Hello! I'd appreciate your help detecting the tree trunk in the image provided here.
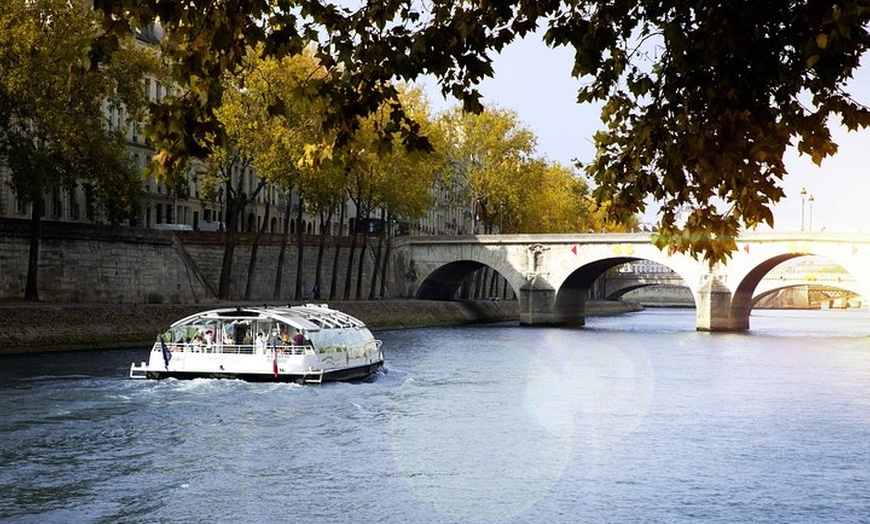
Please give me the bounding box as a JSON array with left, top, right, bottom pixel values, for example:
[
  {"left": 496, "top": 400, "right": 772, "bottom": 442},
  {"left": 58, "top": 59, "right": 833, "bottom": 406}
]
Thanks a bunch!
[
  {"left": 218, "top": 223, "right": 237, "bottom": 299},
  {"left": 313, "top": 207, "right": 333, "bottom": 301},
  {"left": 378, "top": 212, "right": 392, "bottom": 299},
  {"left": 24, "top": 198, "right": 44, "bottom": 301},
  {"left": 474, "top": 268, "right": 485, "bottom": 299},
  {"left": 368, "top": 209, "right": 386, "bottom": 299},
  {"left": 488, "top": 267, "right": 499, "bottom": 298},
  {"left": 218, "top": 173, "right": 263, "bottom": 300},
  {"left": 355, "top": 226, "right": 368, "bottom": 300},
  {"left": 293, "top": 197, "right": 305, "bottom": 301},
  {"left": 328, "top": 202, "right": 345, "bottom": 300},
  {"left": 343, "top": 225, "right": 358, "bottom": 300},
  {"left": 244, "top": 201, "right": 270, "bottom": 300},
  {"left": 218, "top": 180, "right": 241, "bottom": 300},
  {"left": 272, "top": 193, "right": 293, "bottom": 301}
]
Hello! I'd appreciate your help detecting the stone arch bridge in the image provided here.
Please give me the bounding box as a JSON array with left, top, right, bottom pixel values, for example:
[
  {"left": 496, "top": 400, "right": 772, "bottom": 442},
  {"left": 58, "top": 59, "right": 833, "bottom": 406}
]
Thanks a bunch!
[{"left": 388, "top": 232, "right": 870, "bottom": 331}]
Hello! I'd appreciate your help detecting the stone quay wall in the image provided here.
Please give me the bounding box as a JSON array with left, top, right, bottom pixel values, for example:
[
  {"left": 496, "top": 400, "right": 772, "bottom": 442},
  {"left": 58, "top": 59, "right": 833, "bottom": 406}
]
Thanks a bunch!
[
  {"left": 0, "top": 219, "right": 385, "bottom": 304},
  {"left": 0, "top": 299, "right": 522, "bottom": 355}
]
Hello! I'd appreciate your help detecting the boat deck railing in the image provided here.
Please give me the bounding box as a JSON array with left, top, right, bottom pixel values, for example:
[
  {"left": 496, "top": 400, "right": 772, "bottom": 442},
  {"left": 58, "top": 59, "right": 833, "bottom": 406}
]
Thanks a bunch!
[{"left": 155, "top": 342, "right": 312, "bottom": 356}]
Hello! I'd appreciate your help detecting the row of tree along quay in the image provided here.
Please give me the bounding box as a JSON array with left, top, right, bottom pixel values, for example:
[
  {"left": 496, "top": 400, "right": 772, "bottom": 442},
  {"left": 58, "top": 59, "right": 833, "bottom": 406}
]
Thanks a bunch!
[
  {"left": 1, "top": 0, "right": 630, "bottom": 304},
  {"left": 4, "top": 1, "right": 869, "bottom": 304}
]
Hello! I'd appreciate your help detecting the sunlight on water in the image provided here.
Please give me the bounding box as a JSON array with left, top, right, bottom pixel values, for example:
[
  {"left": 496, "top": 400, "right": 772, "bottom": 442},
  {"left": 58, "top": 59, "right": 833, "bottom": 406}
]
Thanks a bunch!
[
  {"left": 389, "top": 330, "right": 573, "bottom": 522},
  {"left": 523, "top": 331, "right": 655, "bottom": 446}
]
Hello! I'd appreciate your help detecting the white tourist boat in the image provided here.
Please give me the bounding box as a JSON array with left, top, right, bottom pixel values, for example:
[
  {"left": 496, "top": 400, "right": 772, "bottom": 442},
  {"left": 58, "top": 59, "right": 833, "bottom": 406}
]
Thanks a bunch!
[{"left": 130, "top": 304, "right": 384, "bottom": 383}]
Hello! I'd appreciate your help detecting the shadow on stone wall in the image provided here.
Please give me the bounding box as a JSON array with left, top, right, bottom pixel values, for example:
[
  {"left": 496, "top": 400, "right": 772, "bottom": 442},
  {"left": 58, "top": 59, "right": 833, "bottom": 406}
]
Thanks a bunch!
[{"left": 0, "top": 299, "right": 520, "bottom": 355}]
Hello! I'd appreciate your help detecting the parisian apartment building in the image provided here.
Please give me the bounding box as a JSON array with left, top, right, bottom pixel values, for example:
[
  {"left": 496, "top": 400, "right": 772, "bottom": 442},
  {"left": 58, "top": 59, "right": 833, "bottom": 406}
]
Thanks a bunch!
[{"left": 0, "top": 24, "right": 472, "bottom": 240}]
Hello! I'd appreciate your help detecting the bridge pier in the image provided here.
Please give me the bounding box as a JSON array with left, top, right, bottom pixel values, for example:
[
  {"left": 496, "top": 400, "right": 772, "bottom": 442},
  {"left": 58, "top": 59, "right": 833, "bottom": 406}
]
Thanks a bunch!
[
  {"left": 695, "top": 275, "right": 749, "bottom": 331},
  {"left": 518, "top": 276, "right": 587, "bottom": 326}
]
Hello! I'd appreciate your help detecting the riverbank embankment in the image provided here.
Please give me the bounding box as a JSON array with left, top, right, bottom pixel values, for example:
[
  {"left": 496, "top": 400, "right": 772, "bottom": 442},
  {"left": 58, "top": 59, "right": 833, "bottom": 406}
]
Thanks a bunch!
[{"left": 0, "top": 299, "right": 641, "bottom": 355}]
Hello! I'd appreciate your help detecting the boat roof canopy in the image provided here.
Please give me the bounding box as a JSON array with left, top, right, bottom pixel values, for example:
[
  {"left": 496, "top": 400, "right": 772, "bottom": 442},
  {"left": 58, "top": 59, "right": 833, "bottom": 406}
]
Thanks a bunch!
[{"left": 168, "top": 304, "right": 369, "bottom": 333}]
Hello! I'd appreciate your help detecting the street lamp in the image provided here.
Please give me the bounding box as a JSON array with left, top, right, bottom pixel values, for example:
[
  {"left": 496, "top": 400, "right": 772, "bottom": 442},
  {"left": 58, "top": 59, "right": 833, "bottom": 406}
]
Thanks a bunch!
[
  {"left": 470, "top": 195, "right": 477, "bottom": 235},
  {"left": 799, "top": 187, "right": 807, "bottom": 231},
  {"left": 497, "top": 202, "right": 505, "bottom": 234},
  {"left": 808, "top": 194, "right": 814, "bottom": 232}
]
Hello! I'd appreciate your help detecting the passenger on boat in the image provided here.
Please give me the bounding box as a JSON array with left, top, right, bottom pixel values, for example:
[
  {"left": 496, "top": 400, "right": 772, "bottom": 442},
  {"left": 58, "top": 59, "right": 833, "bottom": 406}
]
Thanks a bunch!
[
  {"left": 192, "top": 334, "right": 204, "bottom": 352},
  {"left": 203, "top": 330, "right": 215, "bottom": 351},
  {"left": 255, "top": 331, "right": 268, "bottom": 354},
  {"left": 292, "top": 329, "right": 305, "bottom": 347}
]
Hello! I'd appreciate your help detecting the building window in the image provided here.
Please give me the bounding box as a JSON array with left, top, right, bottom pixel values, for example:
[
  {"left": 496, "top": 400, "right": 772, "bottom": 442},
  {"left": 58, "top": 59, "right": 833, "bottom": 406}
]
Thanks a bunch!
[
  {"left": 51, "top": 187, "right": 62, "bottom": 218},
  {"left": 16, "top": 195, "right": 27, "bottom": 215},
  {"left": 85, "top": 184, "right": 95, "bottom": 221},
  {"left": 107, "top": 104, "right": 115, "bottom": 130},
  {"left": 69, "top": 187, "right": 79, "bottom": 220}
]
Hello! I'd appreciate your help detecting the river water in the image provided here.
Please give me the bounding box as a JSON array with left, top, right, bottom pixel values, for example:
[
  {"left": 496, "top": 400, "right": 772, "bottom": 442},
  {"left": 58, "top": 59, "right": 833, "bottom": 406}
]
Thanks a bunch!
[{"left": 1, "top": 308, "right": 869, "bottom": 524}]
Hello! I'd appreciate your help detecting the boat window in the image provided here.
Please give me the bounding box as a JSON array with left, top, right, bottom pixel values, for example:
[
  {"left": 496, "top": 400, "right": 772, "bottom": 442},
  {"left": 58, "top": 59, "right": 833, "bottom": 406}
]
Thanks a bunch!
[
  {"left": 253, "top": 320, "right": 280, "bottom": 346},
  {"left": 234, "top": 322, "right": 253, "bottom": 344}
]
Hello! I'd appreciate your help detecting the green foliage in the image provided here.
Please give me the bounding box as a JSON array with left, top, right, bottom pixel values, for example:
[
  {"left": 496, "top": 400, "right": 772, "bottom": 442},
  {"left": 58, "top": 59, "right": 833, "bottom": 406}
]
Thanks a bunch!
[
  {"left": 441, "top": 106, "right": 613, "bottom": 234},
  {"left": 0, "top": 0, "right": 154, "bottom": 222},
  {"left": 545, "top": 0, "right": 870, "bottom": 264},
  {"left": 330, "top": 84, "right": 446, "bottom": 225},
  {"left": 90, "top": 0, "right": 870, "bottom": 263}
]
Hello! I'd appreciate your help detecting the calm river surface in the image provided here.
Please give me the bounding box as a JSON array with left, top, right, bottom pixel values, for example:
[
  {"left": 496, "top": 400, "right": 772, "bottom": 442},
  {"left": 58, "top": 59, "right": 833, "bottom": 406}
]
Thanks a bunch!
[{"left": 1, "top": 308, "right": 869, "bottom": 523}]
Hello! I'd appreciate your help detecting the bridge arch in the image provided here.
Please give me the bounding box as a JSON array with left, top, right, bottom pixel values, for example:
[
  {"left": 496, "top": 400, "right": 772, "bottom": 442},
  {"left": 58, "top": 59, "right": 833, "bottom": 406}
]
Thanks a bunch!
[
  {"left": 728, "top": 251, "right": 868, "bottom": 328},
  {"left": 553, "top": 256, "right": 700, "bottom": 325},
  {"left": 416, "top": 260, "right": 520, "bottom": 301},
  {"left": 753, "top": 284, "right": 860, "bottom": 308},
  {"left": 730, "top": 253, "right": 802, "bottom": 329},
  {"left": 607, "top": 283, "right": 690, "bottom": 301}
]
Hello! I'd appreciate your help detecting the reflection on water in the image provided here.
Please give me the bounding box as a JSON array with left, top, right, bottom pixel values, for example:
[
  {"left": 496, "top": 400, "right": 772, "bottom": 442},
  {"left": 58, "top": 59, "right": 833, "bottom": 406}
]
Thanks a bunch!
[{"left": 0, "top": 308, "right": 868, "bottom": 523}]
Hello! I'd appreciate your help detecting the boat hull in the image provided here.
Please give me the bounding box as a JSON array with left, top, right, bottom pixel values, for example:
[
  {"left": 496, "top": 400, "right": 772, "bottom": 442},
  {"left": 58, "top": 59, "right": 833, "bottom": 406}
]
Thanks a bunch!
[{"left": 142, "top": 361, "right": 383, "bottom": 383}]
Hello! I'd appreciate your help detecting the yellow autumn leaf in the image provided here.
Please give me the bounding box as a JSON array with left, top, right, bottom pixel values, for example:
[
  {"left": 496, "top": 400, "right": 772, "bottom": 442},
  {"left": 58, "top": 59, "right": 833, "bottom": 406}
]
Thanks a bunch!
[{"left": 816, "top": 33, "right": 828, "bottom": 49}]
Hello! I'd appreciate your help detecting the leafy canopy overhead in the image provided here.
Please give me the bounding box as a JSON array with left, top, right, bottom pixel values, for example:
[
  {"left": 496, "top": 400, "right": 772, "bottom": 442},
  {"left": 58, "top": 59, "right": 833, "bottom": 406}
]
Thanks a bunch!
[
  {"left": 92, "top": 0, "right": 870, "bottom": 263},
  {"left": 545, "top": 1, "right": 870, "bottom": 263}
]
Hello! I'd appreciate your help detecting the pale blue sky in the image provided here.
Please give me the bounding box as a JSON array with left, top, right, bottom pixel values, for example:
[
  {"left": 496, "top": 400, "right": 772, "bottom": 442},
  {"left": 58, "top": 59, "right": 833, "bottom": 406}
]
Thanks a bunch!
[{"left": 420, "top": 34, "right": 870, "bottom": 234}]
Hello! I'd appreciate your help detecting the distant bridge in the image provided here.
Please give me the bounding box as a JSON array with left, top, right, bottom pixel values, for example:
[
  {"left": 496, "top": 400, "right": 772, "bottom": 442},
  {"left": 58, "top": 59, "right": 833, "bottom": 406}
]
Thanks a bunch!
[
  {"left": 602, "top": 264, "right": 859, "bottom": 306},
  {"left": 389, "top": 232, "right": 870, "bottom": 331}
]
